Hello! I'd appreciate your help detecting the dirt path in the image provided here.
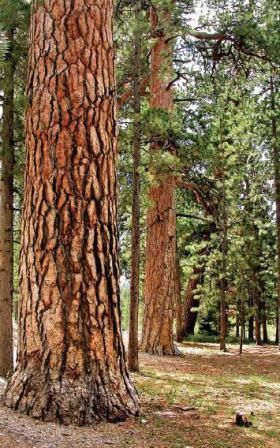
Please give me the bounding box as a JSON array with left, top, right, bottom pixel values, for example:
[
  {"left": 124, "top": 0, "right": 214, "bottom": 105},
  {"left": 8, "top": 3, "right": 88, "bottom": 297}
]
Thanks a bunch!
[{"left": 0, "top": 343, "right": 279, "bottom": 448}]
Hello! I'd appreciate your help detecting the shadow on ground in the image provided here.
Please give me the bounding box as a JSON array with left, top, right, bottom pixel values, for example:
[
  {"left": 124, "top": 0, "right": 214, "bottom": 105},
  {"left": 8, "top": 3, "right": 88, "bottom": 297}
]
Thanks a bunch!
[{"left": 0, "top": 343, "right": 279, "bottom": 448}]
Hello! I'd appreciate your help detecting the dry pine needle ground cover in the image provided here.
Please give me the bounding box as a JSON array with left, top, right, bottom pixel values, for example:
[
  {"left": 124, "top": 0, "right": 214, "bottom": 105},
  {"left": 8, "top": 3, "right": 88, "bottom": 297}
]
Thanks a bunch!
[{"left": 0, "top": 342, "right": 279, "bottom": 448}]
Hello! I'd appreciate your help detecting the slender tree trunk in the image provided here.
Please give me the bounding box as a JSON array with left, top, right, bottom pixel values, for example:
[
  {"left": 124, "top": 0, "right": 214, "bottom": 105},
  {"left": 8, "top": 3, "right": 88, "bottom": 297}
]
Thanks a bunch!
[
  {"left": 220, "top": 289, "right": 227, "bottom": 351},
  {"left": 236, "top": 320, "right": 240, "bottom": 338},
  {"left": 239, "top": 279, "right": 245, "bottom": 355},
  {"left": 0, "top": 29, "right": 15, "bottom": 378},
  {"left": 262, "top": 302, "right": 268, "bottom": 344},
  {"left": 4, "top": 0, "right": 139, "bottom": 424},
  {"left": 271, "top": 76, "right": 280, "bottom": 350},
  {"left": 239, "top": 313, "right": 244, "bottom": 355},
  {"left": 141, "top": 7, "right": 177, "bottom": 355},
  {"left": 248, "top": 297, "right": 254, "bottom": 340},
  {"left": 239, "top": 307, "right": 245, "bottom": 355},
  {"left": 239, "top": 328, "right": 243, "bottom": 355},
  {"left": 219, "top": 145, "right": 227, "bottom": 352},
  {"left": 128, "top": 4, "right": 141, "bottom": 372},
  {"left": 248, "top": 317, "right": 254, "bottom": 340},
  {"left": 252, "top": 270, "right": 262, "bottom": 346},
  {"left": 236, "top": 301, "right": 240, "bottom": 338},
  {"left": 175, "top": 247, "right": 183, "bottom": 342},
  {"left": 254, "top": 308, "right": 262, "bottom": 346}
]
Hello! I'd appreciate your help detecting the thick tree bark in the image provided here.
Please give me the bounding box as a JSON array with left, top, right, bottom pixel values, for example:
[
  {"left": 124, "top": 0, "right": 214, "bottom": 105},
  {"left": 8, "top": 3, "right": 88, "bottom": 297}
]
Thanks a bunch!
[
  {"left": 141, "top": 8, "right": 177, "bottom": 355},
  {"left": 0, "top": 28, "right": 15, "bottom": 378},
  {"left": 4, "top": 0, "right": 139, "bottom": 424},
  {"left": 141, "top": 177, "right": 177, "bottom": 355},
  {"left": 128, "top": 4, "right": 141, "bottom": 372}
]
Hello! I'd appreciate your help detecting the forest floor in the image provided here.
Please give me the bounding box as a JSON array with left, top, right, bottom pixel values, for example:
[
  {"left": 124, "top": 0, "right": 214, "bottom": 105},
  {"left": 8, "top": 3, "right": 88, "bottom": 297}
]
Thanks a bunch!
[{"left": 0, "top": 342, "right": 280, "bottom": 448}]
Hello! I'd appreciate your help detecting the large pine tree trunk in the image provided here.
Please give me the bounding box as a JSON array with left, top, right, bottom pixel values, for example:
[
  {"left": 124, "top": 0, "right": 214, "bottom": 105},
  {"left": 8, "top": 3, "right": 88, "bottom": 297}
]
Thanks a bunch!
[
  {"left": 140, "top": 8, "right": 177, "bottom": 356},
  {"left": 0, "top": 29, "right": 15, "bottom": 378},
  {"left": 4, "top": 0, "right": 139, "bottom": 424}
]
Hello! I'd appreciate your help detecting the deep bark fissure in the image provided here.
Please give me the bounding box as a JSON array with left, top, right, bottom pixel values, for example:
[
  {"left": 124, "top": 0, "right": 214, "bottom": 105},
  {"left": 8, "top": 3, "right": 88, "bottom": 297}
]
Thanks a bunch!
[
  {"left": 4, "top": 0, "right": 139, "bottom": 424},
  {"left": 140, "top": 6, "right": 177, "bottom": 356}
]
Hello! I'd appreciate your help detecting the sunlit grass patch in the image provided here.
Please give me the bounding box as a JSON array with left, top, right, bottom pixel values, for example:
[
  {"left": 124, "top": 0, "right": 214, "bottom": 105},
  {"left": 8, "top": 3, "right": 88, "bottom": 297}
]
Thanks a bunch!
[
  {"left": 135, "top": 366, "right": 273, "bottom": 411},
  {"left": 128, "top": 345, "right": 280, "bottom": 448},
  {"left": 264, "top": 429, "right": 280, "bottom": 442}
]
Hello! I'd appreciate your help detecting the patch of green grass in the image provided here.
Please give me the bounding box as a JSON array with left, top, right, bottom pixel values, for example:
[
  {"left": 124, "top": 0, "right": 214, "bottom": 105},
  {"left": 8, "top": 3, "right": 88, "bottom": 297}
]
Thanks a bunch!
[
  {"left": 135, "top": 368, "right": 204, "bottom": 406},
  {"left": 166, "top": 387, "right": 180, "bottom": 404},
  {"left": 212, "top": 442, "right": 229, "bottom": 448},
  {"left": 153, "top": 416, "right": 165, "bottom": 427},
  {"left": 241, "top": 381, "right": 261, "bottom": 396},
  {"left": 264, "top": 429, "right": 280, "bottom": 442},
  {"left": 135, "top": 356, "right": 280, "bottom": 448},
  {"left": 136, "top": 379, "right": 162, "bottom": 400},
  {"left": 173, "top": 438, "right": 186, "bottom": 448},
  {"left": 159, "top": 433, "right": 186, "bottom": 448},
  {"left": 184, "top": 334, "right": 257, "bottom": 344}
]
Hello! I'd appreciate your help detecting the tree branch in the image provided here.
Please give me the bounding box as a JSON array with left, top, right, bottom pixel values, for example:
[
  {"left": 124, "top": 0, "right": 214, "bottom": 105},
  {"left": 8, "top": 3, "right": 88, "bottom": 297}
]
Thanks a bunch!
[{"left": 117, "top": 74, "right": 150, "bottom": 109}]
